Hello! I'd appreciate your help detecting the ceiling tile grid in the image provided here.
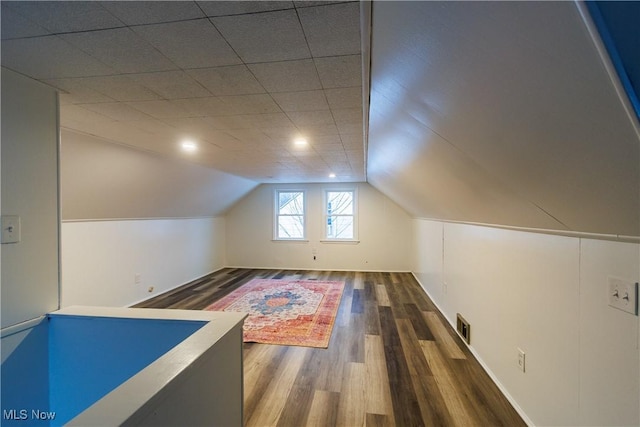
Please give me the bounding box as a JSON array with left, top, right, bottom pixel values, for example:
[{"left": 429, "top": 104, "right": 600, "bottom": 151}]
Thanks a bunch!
[{"left": 1, "top": 0, "right": 364, "bottom": 182}]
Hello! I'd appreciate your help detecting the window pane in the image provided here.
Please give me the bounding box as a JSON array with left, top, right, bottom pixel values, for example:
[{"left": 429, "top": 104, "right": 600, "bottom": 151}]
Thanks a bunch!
[
  {"left": 327, "top": 191, "right": 353, "bottom": 215},
  {"left": 326, "top": 216, "right": 353, "bottom": 239},
  {"left": 279, "top": 191, "right": 304, "bottom": 215},
  {"left": 278, "top": 215, "right": 304, "bottom": 239}
]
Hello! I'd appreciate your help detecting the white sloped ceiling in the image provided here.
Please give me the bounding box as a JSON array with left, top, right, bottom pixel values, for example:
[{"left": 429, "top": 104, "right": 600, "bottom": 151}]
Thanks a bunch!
[
  {"left": 367, "top": 1, "right": 639, "bottom": 237},
  {"left": 61, "top": 129, "right": 258, "bottom": 220}
]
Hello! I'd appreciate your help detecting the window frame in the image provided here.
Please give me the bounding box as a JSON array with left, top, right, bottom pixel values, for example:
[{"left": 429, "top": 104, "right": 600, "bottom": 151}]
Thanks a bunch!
[
  {"left": 322, "top": 188, "right": 358, "bottom": 242},
  {"left": 274, "top": 189, "right": 307, "bottom": 241}
]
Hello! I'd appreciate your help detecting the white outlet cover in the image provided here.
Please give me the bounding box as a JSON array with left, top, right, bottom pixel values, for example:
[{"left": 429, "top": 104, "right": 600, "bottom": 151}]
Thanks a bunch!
[{"left": 608, "top": 277, "right": 638, "bottom": 315}]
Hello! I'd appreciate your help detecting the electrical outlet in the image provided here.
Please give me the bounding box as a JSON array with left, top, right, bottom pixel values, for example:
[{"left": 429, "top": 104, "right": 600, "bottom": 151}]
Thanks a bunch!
[
  {"left": 134, "top": 273, "right": 141, "bottom": 284},
  {"left": 608, "top": 277, "right": 638, "bottom": 315},
  {"left": 517, "top": 348, "right": 526, "bottom": 372}
]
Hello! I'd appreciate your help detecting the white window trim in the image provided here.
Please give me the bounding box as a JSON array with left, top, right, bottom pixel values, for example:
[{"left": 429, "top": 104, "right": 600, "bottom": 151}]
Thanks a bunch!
[
  {"left": 322, "top": 187, "right": 358, "bottom": 242},
  {"left": 274, "top": 189, "right": 307, "bottom": 241}
]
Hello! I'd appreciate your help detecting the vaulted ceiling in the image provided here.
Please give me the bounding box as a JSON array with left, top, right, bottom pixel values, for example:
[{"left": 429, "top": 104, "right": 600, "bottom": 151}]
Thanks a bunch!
[
  {"left": 367, "top": 1, "right": 639, "bottom": 237},
  {"left": 2, "top": 1, "right": 639, "bottom": 237},
  {"left": 1, "top": 0, "right": 365, "bottom": 182}
]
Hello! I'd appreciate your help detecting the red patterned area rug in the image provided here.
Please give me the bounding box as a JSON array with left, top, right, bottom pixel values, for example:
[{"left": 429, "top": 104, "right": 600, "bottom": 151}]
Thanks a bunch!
[{"left": 205, "top": 278, "right": 345, "bottom": 348}]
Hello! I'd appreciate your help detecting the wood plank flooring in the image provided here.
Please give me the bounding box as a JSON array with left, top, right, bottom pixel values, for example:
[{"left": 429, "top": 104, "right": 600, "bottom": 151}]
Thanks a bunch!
[{"left": 136, "top": 269, "right": 526, "bottom": 427}]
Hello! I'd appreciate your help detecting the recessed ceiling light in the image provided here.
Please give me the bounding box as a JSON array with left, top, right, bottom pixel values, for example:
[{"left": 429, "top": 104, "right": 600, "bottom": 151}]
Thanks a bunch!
[
  {"left": 329, "top": 173, "right": 336, "bottom": 178},
  {"left": 294, "top": 137, "right": 307, "bottom": 146},
  {"left": 181, "top": 140, "right": 198, "bottom": 152}
]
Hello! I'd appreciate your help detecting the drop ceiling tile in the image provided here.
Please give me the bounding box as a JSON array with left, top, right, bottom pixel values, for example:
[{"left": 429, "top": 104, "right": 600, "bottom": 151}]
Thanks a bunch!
[
  {"left": 187, "top": 65, "right": 265, "bottom": 96},
  {"left": 271, "top": 90, "right": 329, "bottom": 112},
  {"left": 263, "top": 127, "right": 300, "bottom": 140},
  {"left": 162, "top": 117, "right": 213, "bottom": 133},
  {"left": 127, "top": 100, "right": 193, "bottom": 119},
  {"left": 198, "top": 1, "right": 294, "bottom": 16},
  {"left": 218, "top": 94, "right": 282, "bottom": 114},
  {"left": 309, "top": 134, "right": 342, "bottom": 145},
  {"left": 312, "top": 143, "right": 345, "bottom": 152},
  {"left": 226, "top": 129, "right": 274, "bottom": 144},
  {"left": 346, "top": 149, "right": 364, "bottom": 162},
  {"left": 237, "top": 113, "right": 296, "bottom": 129},
  {"left": 44, "top": 78, "right": 116, "bottom": 104},
  {"left": 132, "top": 19, "right": 242, "bottom": 69},
  {"left": 324, "top": 86, "right": 362, "bottom": 109},
  {"left": 61, "top": 28, "right": 177, "bottom": 74},
  {"left": 248, "top": 59, "right": 321, "bottom": 92},
  {"left": 339, "top": 133, "right": 363, "bottom": 147},
  {"left": 128, "top": 71, "right": 210, "bottom": 99},
  {"left": 101, "top": 1, "right": 204, "bottom": 25},
  {"left": 60, "top": 104, "right": 115, "bottom": 125},
  {"left": 294, "top": 1, "right": 352, "bottom": 8},
  {"left": 205, "top": 115, "right": 257, "bottom": 130},
  {"left": 314, "top": 55, "right": 362, "bottom": 88},
  {"left": 278, "top": 158, "right": 303, "bottom": 167},
  {"left": 1, "top": 3, "right": 51, "bottom": 39},
  {"left": 298, "top": 2, "right": 361, "bottom": 57},
  {"left": 212, "top": 9, "right": 310, "bottom": 63},
  {"left": 298, "top": 124, "right": 339, "bottom": 136},
  {"left": 331, "top": 107, "right": 363, "bottom": 123},
  {"left": 204, "top": 132, "right": 244, "bottom": 148},
  {"left": 1, "top": 36, "right": 114, "bottom": 79},
  {"left": 336, "top": 121, "right": 362, "bottom": 135},
  {"left": 287, "top": 110, "right": 335, "bottom": 127},
  {"left": 208, "top": 137, "right": 245, "bottom": 151},
  {"left": 323, "top": 154, "right": 350, "bottom": 164},
  {"left": 172, "top": 97, "right": 235, "bottom": 116},
  {"left": 65, "top": 75, "right": 162, "bottom": 102},
  {"left": 156, "top": 119, "right": 236, "bottom": 147},
  {"left": 4, "top": 2, "right": 123, "bottom": 33},
  {"left": 79, "top": 102, "right": 155, "bottom": 122}
]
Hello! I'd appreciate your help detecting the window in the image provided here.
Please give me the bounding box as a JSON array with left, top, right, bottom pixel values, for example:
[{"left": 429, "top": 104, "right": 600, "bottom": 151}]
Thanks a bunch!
[
  {"left": 324, "top": 190, "right": 356, "bottom": 240},
  {"left": 275, "top": 190, "right": 306, "bottom": 240}
]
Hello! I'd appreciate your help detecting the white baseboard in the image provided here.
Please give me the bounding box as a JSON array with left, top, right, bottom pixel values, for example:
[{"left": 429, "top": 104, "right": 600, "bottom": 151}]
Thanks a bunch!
[
  {"left": 410, "top": 272, "right": 535, "bottom": 427},
  {"left": 128, "top": 266, "right": 227, "bottom": 307},
  {"left": 224, "top": 265, "right": 411, "bottom": 273}
]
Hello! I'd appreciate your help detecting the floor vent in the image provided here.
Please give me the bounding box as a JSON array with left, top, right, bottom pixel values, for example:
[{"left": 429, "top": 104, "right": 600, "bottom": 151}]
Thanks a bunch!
[{"left": 456, "top": 313, "right": 471, "bottom": 344}]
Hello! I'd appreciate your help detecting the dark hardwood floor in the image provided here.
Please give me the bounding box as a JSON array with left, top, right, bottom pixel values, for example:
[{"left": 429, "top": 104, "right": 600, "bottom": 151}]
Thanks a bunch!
[{"left": 136, "top": 268, "right": 526, "bottom": 427}]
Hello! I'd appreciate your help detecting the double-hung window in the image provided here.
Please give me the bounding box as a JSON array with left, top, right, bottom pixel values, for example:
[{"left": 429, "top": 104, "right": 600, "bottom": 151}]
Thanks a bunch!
[
  {"left": 275, "top": 190, "right": 306, "bottom": 240},
  {"left": 324, "top": 189, "right": 357, "bottom": 240}
]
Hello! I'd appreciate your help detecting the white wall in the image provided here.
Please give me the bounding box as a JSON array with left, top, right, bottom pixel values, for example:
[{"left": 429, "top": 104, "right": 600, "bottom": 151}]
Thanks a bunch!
[
  {"left": 412, "top": 218, "right": 640, "bottom": 426},
  {"left": 226, "top": 183, "right": 411, "bottom": 271},
  {"left": 1, "top": 68, "right": 60, "bottom": 328},
  {"left": 61, "top": 217, "right": 225, "bottom": 308}
]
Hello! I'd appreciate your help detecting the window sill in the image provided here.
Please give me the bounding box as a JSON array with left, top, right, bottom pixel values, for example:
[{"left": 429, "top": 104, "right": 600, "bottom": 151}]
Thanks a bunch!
[
  {"left": 319, "top": 239, "right": 360, "bottom": 244},
  {"left": 271, "top": 239, "right": 309, "bottom": 243}
]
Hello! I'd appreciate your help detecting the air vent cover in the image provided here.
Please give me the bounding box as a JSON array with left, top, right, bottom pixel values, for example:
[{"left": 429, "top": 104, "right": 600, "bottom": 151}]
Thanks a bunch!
[{"left": 456, "top": 313, "right": 471, "bottom": 344}]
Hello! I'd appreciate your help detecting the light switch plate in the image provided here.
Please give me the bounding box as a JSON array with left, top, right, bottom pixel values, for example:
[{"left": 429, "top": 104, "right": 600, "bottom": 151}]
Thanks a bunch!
[
  {"left": 517, "top": 348, "right": 526, "bottom": 372},
  {"left": 1, "top": 215, "right": 21, "bottom": 244},
  {"left": 608, "top": 277, "right": 638, "bottom": 315}
]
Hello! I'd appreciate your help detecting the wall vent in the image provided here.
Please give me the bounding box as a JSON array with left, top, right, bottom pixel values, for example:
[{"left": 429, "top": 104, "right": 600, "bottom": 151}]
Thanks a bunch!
[{"left": 456, "top": 313, "right": 471, "bottom": 344}]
